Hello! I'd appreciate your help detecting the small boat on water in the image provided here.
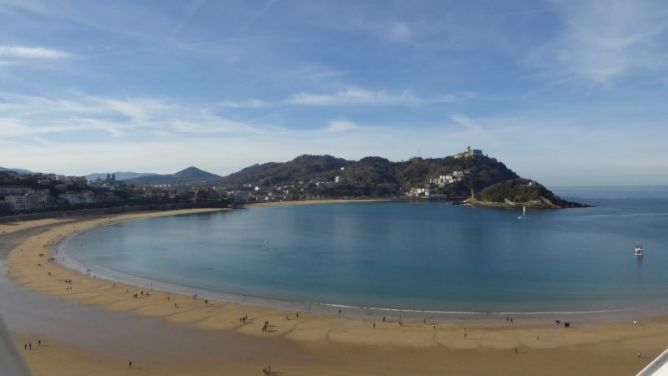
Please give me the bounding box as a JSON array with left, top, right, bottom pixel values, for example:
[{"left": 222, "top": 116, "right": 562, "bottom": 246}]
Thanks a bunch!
[
  {"left": 634, "top": 245, "right": 644, "bottom": 257},
  {"left": 517, "top": 206, "right": 526, "bottom": 219}
]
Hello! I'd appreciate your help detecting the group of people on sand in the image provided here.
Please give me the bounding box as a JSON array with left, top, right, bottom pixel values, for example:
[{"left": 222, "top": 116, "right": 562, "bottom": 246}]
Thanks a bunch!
[
  {"left": 239, "top": 315, "right": 248, "bottom": 324},
  {"left": 23, "top": 339, "right": 42, "bottom": 351},
  {"left": 555, "top": 319, "right": 570, "bottom": 328},
  {"left": 261, "top": 364, "right": 272, "bottom": 375},
  {"left": 132, "top": 290, "right": 151, "bottom": 299},
  {"left": 261, "top": 320, "right": 270, "bottom": 332}
]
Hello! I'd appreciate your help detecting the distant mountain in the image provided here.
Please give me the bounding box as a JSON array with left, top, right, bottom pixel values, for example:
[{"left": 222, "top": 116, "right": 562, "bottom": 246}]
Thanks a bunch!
[
  {"left": 0, "top": 167, "right": 32, "bottom": 174},
  {"left": 173, "top": 166, "right": 221, "bottom": 181},
  {"left": 125, "top": 167, "right": 221, "bottom": 186},
  {"left": 86, "top": 172, "right": 159, "bottom": 181},
  {"left": 219, "top": 153, "right": 583, "bottom": 208}
]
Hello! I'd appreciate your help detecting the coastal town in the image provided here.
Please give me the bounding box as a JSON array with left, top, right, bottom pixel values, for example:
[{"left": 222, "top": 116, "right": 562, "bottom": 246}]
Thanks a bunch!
[
  {"left": 0, "top": 147, "right": 491, "bottom": 216},
  {"left": 0, "top": 171, "right": 225, "bottom": 216},
  {"left": 1, "top": 146, "right": 577, "bottom": 216}
]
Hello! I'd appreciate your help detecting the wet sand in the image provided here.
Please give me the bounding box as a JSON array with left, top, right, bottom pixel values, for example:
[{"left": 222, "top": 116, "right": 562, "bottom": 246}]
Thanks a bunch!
[{"left": 2, "top": 208, "right": 664, "bottom": 375}]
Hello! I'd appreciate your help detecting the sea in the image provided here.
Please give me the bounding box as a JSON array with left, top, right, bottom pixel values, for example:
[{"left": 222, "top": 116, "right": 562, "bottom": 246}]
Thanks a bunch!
[{"left": 59, "top": 186, "right": 668, "bottom": 316}]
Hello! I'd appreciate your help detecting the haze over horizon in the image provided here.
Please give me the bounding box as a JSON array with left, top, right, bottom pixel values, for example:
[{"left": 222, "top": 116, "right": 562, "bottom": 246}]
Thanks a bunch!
[{"left": 1, "top": 0, "right": 667, "bottom": 185}]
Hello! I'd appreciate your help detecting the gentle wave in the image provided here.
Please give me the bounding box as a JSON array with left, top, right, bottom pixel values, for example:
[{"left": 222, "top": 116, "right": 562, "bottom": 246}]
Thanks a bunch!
[{"left": 318, "top": 303, "right": 634, "bottom": 316}]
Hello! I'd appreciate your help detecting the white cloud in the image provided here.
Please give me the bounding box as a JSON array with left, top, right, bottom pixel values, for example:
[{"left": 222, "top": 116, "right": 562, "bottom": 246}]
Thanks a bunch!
[
  {"left": 218, "top": 88, "right": 469, "bottom": 108},
  {"left": 450, "top": 114, "right": 479, "bottom": 129},
  {"left": 389, "top": 22, "right": 411, "bottom": 42},
  {"left": 218, "top": 99, "right": 269, "bottom": 108},
  {"left": 345, "top": 17, "right": 414, "bottom": 44},
  {"left": 0, "top": 92, "right": 263, "bottom": 139},
  {"left": 531, "top": 0, "right": 668, "bottom": 84},
  {"left": 324, "top": 120, "right": 361, "bottom": 133},
  {"left": 285, "top": 87, "right": 464, "bottom": 106},
  {"left": 0, "top": 45, "right": 70, "bottom": 59}
]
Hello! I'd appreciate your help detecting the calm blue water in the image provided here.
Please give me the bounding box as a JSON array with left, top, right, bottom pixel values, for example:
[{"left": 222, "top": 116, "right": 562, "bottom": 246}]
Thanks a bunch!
[{"left": 64, "top": 187, "right": 668, "bottom": 313}]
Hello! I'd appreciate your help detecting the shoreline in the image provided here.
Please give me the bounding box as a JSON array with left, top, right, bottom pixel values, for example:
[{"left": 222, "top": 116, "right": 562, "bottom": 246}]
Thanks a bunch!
[
  {"left": 51, "top": 202, "right": 654, "bottom": 322},
  {"left": 2, "top": 207, "right": 665, "bottom": 375},
  {"left": 8, "top": 206, "right": 668, "bottom": 323},
  {"left": 56, "top": 232, "right": 655, "bottom": 322}
]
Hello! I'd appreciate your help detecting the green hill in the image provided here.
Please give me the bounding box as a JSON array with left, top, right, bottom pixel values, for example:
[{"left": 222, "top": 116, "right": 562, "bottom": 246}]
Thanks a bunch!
[
  {"left": 219, "top": 153, "right": 585, "bottom": 208},
  {"left": 473, "top": 179, "right": 585, "bottom": 208}
]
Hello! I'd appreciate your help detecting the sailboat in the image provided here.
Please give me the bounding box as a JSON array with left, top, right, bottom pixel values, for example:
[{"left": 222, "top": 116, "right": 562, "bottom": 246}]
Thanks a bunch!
[{"left": 517, "top": 206, "right": 526, "bottom": 219}]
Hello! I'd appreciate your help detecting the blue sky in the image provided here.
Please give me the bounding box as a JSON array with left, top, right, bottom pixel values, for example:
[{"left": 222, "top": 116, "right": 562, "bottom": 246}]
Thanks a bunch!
[{"left": 0, "top": 0, "right": 667, "bottom": 185}]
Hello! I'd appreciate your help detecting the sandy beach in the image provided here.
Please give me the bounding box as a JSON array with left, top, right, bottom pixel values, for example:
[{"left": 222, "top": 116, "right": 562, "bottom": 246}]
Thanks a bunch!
[{"left": 2, "top": 207, "right": 665, "bottom": 375}]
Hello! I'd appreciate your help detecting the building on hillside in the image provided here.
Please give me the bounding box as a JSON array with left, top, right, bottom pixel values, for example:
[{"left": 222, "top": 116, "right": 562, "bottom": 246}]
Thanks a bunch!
[
  {"left": 407, "top": 187, "right": 431, "bottom": 198},
  {"left": 228, "top": 190, "right": 251, "bottom": 203},
  {"left": 429, "top": 170, "right": 465, "bottom": 187},
  {"left": 58, "top": 191, "right": 96, "bottom": 205},
  {"left": 4, "top": 195, "right": 29, "bottom": 211},
  {"left": 454, "top": 146, "right": 483, "bottom": 159},
  {"left": 26, "top": 190, "right": 51, "bottom": 210},
  {"left": 0, "top": 187, "right": 33, "bottom": 195}
]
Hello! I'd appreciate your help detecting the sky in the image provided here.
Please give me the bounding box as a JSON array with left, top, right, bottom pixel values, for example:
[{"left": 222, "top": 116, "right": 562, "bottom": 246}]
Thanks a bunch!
[{"left": 0, "top": 0, "right": 667, "bottom": 185}]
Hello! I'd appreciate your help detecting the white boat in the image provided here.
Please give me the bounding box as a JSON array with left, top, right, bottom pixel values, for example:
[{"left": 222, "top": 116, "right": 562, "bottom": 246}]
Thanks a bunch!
[
  {"left": 517, "top": 206, "right": 526, "bottom": 219},
  {"left": 634, "top": 245, "right": 644, "bottom": 257}
]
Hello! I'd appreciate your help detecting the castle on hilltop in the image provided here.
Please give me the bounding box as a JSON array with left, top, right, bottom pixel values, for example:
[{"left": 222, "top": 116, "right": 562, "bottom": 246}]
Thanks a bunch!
[{"left": 453, "top": 146, "right": 483, "bottom": 159}]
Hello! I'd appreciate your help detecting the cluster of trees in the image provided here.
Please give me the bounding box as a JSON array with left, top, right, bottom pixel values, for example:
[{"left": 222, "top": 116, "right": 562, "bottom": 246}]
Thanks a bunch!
[
  {"left": 477, "top": 179, "right": 548, "bottom": 203},
  {"left": 476, "top": 179, "right": 584, "bottom": 207},
  {"left": 222, "top": 155, "right": 347, "bottom": 187}
]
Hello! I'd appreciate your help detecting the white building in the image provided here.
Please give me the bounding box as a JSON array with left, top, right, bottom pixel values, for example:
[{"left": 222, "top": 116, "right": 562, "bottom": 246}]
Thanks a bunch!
[
  {"left": 26, "top": 190, "right": 50, "bottom": 209},
  {"left": 58, "top": 191, "right": 96, "bottom": 205},
  {"left": 429, "top": 170, "right": 464, "bottom": 187},
  {"left": 454, "top": 146, "right": 483, "bottom": 159},
  {"left": 408, "top": 187, "right": 431, "bottom": 198},
  {"left": 228, "top": 190, "right": 251, "bottom": 202},
  {"left": 4, "top": 195, "right": 29, "bottom": 211}
]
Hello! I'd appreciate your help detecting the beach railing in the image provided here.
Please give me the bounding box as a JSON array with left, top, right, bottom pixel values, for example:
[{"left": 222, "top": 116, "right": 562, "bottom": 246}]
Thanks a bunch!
[{"left": 636, "top": 349, "right": 668, "bottom": 376}]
